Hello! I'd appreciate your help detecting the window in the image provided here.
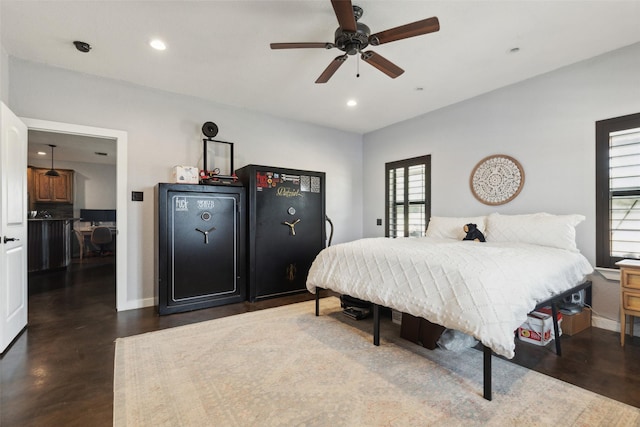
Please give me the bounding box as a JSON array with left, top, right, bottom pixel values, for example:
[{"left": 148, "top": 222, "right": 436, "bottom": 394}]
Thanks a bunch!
[
  {"left": 385, "top": 155, "right": 431, "bottom": 238},
  {"left": 596, "top": 113, "right": 640, "bottom": 268}
]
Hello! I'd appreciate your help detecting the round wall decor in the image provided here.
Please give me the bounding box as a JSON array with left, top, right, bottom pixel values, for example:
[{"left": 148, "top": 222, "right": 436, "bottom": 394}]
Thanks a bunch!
[{"left": 470, "top": 154, "right": 524, "bottom": 205}]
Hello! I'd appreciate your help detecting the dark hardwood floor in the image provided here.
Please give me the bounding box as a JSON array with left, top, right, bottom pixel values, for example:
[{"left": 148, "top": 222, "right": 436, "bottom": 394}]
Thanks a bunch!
[{"left": 1, "top": 258, "right": 640, "bottom": 426}]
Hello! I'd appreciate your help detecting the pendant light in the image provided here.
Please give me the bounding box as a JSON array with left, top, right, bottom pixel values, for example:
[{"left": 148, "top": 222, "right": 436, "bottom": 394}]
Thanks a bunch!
[{"left": 45, "top": 144, "right": 60, "bottom": 177}]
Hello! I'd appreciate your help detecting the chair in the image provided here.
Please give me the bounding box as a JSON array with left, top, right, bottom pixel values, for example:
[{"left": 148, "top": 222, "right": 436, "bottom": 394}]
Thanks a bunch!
[
  {"left": 73, "top": 229, "right": 87, "bottom": 262},
  {"left": 91, "top": 226, "right": 113, "bottom": 256}
]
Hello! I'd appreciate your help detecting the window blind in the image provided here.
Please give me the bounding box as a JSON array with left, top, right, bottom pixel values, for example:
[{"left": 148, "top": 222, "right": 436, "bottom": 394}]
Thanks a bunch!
[
  {"left": 610, "top": 128, "right": 640, "bottom": 259},
  {"left": 386, "top": 156, "right": 430, "bottom": 238}
]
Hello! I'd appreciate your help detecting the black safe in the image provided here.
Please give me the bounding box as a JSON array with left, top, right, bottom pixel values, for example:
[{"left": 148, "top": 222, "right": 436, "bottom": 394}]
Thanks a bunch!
[
  {"left": 236, "top": 165, "right": 326, "bottom": 301},
  {"left": 156, "top": 183, "right": 246, "bottom": 315}
]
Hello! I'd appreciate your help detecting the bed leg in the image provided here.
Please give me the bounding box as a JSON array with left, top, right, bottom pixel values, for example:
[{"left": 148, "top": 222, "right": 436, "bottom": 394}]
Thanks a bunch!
[
  {"left": 373, "top": 304, "right": 380, "bottom": 346},
  {"left": 551, "top": 303, "right": 562, "bottom": 356},
  {"left": 315, "top": 288, "right": 321, "bottom": 316},
  {"left": 483, "top": 345, "right": 492, "bottom": 401}
]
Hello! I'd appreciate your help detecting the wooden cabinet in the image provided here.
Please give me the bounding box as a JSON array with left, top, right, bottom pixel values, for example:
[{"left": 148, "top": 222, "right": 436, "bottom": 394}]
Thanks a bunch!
[
  {"left": 28, "top": 167, "right": 74, "bottom": 203},
  {"left": 617, "top": 259, "right": 640, "bottom": 346}
]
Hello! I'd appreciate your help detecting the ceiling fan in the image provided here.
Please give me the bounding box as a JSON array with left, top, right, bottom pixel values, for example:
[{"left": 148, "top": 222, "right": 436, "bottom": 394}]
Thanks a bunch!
[{"left": 270, "top": 0, "right": 440, "bottom": 83}]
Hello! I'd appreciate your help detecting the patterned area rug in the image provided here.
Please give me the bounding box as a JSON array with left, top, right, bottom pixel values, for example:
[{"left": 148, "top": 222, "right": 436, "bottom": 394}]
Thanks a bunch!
[{"left": 114, "top": 297, "right": 640, "bottom": 426}]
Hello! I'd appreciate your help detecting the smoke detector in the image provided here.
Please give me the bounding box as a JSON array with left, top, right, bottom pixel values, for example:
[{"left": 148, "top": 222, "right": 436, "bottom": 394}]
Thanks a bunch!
[{"left": 73, "top": 41, "right": 91, "bottom": 53}]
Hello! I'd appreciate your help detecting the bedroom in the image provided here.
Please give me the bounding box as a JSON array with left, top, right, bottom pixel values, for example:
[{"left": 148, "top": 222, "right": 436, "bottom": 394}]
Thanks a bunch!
[{"left": 1, "top": 0, "right": 639, "bottom": 425}]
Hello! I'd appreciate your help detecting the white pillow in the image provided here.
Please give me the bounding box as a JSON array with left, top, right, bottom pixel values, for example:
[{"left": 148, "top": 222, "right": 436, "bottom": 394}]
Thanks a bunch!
[
  {"left": 426, "top": 216, "right": 487, "bottom": 240},
  {"left": 485, "top": 212, "right": 584, "bottom": 251}
]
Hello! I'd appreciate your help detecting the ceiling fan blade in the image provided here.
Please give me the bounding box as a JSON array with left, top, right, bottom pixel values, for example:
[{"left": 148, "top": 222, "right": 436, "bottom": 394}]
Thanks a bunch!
[
  {"left": 270, "top": 42, "right": 333, "bottom": 50},
  {"left": 361, "top": 51, "right": 404, "bottom": 78},
  {"left": 315, "top": 54, "right": 348, "bottom": 84},
  {"left": 369, "top": 17, "right": 440, "bottom": 46},
  {"left": 331, "top": 0, "right": 357, "bottom": 32}
]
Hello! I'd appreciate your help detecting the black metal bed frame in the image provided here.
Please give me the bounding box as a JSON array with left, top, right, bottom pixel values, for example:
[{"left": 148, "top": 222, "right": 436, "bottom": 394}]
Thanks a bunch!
[{"left": 315, "top": 280, "right": 592, "bottom": 401}]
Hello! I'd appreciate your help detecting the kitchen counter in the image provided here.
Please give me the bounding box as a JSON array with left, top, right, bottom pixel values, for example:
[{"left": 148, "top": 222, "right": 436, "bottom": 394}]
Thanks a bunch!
[
  {"left": 28, "top": 218, "right": 79, "bottom": 221},
  {"left": 28, "top": 218, "right": 80, "bottom": 272}
]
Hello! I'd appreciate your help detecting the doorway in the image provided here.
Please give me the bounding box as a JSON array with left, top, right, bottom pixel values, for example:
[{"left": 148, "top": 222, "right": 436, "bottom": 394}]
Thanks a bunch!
[{"left": 21, "top": 118, "right": 128, "bottom": 311}]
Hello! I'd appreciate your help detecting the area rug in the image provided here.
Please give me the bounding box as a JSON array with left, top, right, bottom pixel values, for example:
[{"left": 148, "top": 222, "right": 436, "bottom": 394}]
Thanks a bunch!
[{"left": 114, "top": 297, "right": 640, "bottom": 426}]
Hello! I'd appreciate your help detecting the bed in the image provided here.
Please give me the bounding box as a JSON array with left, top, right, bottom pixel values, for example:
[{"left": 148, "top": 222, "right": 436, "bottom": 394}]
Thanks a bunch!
[{"left": 306, "top": 213, "right": 594, "bottom": 400}]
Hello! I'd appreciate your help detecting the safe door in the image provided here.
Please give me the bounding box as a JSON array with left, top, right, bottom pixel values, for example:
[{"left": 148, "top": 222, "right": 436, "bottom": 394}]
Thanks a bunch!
[
  {"left": 157, "top": 184, "right": 245, "bottom": 314},
  {"left": 237, "top": 166, "right": 326, "bottom": 301}
]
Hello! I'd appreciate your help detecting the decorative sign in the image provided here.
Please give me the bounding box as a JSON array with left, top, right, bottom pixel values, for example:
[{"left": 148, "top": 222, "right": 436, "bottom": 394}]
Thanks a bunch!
[
  {"left": 255, "top": 171, "right": 320, "bottom": 195},
  {"left": 470, "top": 155, "right": 524, "bottom": 205}
]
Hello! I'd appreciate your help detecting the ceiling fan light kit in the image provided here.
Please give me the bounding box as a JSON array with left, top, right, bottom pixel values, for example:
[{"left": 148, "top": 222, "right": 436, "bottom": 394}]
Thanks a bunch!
[{"left": 270, "top": 0, "right": 440, "bottom": 83}]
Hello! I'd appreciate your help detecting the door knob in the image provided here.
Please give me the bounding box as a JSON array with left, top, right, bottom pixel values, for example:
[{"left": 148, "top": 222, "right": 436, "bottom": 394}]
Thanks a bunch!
[{"left": 3, "top": 236, "right": 19, "bottom": 244}]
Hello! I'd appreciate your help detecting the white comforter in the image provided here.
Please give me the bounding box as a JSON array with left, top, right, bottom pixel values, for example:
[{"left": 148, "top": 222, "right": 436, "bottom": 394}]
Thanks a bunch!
[{"left": 306, "top": 237, "right": 593, "bottom": 358}]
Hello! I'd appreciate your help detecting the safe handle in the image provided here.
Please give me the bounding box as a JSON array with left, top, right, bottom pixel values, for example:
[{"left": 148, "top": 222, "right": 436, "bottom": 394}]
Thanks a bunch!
[{"left": 283, "top": 219, "right": 301, "bottom": 236}]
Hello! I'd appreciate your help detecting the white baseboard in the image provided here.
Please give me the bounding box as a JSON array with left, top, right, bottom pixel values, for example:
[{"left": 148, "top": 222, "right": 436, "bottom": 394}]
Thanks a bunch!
[
  {"left": 117, "top": 297, "right": 155, "bottom": 312},
  {"left": 592, "top": 314, "right": 619, "bottom": 332},
  {"left": 592, "top": 314, "right": 640, "bottom": 337}
]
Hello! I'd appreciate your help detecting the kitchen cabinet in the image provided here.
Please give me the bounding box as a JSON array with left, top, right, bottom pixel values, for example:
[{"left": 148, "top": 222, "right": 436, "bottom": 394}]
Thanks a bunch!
[
  {"left": 28, "top": 167, "right": 74, "bottom": 203},
  {"left": 27, "top": 219, "right": 74, "bottom": 272}
]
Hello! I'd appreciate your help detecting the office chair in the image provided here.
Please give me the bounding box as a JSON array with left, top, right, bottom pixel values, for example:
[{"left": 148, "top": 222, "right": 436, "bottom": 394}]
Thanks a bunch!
[{"left": 91, "top": 226, "right": 113, "bottom": 256}]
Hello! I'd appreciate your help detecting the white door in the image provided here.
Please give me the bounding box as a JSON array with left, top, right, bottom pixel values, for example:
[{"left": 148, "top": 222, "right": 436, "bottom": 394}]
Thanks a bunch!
[{"left": 0, "top": 102, "right": 28, "bottom": 354}]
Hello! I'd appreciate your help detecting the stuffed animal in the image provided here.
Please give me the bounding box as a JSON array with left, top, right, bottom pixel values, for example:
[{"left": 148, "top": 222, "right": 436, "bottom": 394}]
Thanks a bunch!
[{"left": 463, "top": 223, "right": 486, "bottom": 242}]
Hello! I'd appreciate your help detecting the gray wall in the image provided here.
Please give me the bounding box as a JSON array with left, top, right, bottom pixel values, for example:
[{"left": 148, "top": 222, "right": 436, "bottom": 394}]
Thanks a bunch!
[
  {"left": 0, "top": 4, "right": 7, "bottom": 104},
  {"left": 1, "top": 47, "right": 8, "bottom": 104},
  {"left": 362, "top": 42, "right": 640, "bottom": 329},
  {"left": 9, "top": 57, "right": 364, "bottom": 308}
]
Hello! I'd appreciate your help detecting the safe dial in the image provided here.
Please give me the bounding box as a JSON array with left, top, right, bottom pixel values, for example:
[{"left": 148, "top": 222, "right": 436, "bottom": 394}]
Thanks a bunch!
[
  {"left": 287, "top": 207, "right": 296, "bottom": 215},
  {"left": 201, "top": 212, "right": 212, "bottom": 221}
]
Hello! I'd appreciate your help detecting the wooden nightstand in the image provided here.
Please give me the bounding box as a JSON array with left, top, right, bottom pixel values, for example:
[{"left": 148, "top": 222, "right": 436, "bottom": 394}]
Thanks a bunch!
[{"left": 617, "top": 259, "right": 640, "bottom": 346}]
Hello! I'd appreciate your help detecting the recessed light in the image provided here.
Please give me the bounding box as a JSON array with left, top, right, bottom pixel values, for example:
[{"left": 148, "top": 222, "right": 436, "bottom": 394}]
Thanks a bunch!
[
  {"left": 347, "top": 99, "right": 357, "bottom": 107},
  {"left": 150, "top": 39, "right": 166, "bottom": 51},
  {"left": 37, "top": 151, "right": 46, "bottom": 156}
]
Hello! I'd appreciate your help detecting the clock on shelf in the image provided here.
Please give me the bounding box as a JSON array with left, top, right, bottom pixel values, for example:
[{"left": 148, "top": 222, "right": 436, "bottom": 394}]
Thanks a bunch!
[{"left": 470, "top": 155, "right": 524, "bottom": 205}]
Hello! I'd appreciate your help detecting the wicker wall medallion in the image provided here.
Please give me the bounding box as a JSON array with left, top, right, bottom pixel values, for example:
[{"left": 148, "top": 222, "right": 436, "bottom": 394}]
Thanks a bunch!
[{"left": 470, "top": 155, "right": 524, "bottom": 205}]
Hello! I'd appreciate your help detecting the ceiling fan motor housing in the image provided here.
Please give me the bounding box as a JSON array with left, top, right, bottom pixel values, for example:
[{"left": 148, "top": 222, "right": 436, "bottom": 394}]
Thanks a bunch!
[
  {"left": 269, "top": 1, "right": 440, "bottom": 83},
  {"left": 334, "top": 22, "right": 370, "bottom": 55}
]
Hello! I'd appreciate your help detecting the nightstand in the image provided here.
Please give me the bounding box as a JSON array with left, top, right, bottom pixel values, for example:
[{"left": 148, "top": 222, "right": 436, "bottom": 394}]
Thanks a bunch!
[{"left": 617, "top": 259, "right": 640, "bottom": 346}]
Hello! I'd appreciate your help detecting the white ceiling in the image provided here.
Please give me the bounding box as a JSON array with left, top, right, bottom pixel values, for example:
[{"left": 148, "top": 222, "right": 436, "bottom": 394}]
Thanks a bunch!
[
  {"left": 3, "top": 0, "right": 640, "bottom": 139},
  {"left": 27, "top": 130, "right": 116, "bottom": 166}
]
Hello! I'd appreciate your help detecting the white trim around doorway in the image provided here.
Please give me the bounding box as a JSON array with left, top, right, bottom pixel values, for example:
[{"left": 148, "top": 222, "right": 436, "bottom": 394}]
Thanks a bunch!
[{"left": 21, "top": 117, "right": 131, "bottom": 311}]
